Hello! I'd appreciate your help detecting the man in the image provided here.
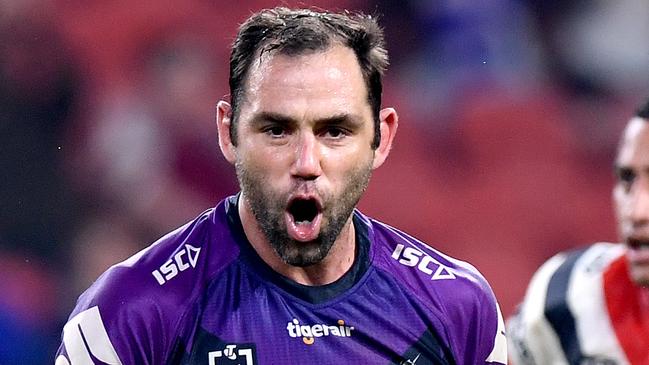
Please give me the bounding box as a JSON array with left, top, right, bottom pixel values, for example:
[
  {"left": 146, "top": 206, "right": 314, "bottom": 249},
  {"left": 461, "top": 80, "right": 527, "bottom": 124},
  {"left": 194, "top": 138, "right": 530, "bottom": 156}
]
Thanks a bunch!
[
  {"left": 56, "top": 8, "right": 506, "bottom": 364},
  {"left": 507, "top": 99, "right": 649, "bottom": 364}
]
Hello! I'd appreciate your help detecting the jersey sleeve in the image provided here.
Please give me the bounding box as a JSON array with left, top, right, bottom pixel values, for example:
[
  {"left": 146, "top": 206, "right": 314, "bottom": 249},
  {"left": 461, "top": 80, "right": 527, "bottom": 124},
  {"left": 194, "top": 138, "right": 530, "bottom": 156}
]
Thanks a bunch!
[
  {"left": 54, "top": 208, "right": 225, "bottom": 365},
  {"left": 371, "top": 218, "right": 508, "bottom": 365},
  {"left": 440, "top": 270, "right": 508, "bottom": 364},
  {"left": 413, "top": 242, "right": 508, "bottom": 364},
  {"left": 54, "top": 263, "right": 181, "bottom": 365},
  {"left": 506, "top": 252, "right": 570, "bottom": 365}
]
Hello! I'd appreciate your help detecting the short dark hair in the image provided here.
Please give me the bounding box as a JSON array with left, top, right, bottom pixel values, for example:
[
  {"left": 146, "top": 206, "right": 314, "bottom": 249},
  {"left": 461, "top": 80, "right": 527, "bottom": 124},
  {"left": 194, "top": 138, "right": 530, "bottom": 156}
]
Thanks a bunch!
[
  {"left": 228, "top": 7, "right": 388, "bottom": 149},
  {"left": 636, "top": 97, "right": 649, "bottom": 119}
]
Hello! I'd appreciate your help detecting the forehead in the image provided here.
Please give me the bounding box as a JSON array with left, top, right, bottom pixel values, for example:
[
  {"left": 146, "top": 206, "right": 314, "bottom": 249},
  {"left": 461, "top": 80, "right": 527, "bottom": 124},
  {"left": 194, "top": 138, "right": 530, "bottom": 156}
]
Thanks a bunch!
[
  {"left": 239, "top": 44, "right": 370, "bottom": 119},
  {"left": 617, "top": 117, "right": 649, "bottom": 166}
]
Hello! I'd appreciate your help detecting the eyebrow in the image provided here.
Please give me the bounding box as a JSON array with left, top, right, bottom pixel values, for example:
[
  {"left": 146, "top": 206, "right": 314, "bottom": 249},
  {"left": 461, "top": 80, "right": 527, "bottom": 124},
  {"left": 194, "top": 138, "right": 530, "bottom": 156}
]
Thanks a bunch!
[
  {"left": 614, "top": 163, "right": 649, "bottom": 175},
  {"left": 250, "top": 112, "right": 297, "bottom": 127},
  {"left": 249, "top": 111, "right": 365, "bottom": 128},
  {"left": 613, "top": 164, "right": 631, "bottom": 174}
]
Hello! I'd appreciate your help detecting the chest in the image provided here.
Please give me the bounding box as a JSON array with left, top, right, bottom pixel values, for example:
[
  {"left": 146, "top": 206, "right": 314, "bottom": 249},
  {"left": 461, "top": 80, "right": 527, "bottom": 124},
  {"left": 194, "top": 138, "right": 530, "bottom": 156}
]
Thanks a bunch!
[{"left": 177, "top": 269, "right": 454, "bottom": 365}]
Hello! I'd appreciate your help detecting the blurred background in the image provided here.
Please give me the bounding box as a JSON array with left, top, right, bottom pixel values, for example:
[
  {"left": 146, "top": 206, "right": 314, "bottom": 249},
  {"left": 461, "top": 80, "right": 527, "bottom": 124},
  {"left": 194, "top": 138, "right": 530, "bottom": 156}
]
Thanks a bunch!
[{"left": 1, "top": 0, "right": 648, "bottom": 363}]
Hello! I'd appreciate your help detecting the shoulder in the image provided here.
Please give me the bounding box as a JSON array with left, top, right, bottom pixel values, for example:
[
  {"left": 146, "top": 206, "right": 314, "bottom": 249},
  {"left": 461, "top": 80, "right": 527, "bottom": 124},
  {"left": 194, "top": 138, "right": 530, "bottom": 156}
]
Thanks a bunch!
[
  {"left": 518, "top": 242, "right": 623, "bottom": 320},
  {"left": 365, "top": 213, "right": 496, "bottom": 308},
  {"left": 79, "top": 206, "right": 232, "bottom": 309},
  {"left": 57, "top": 201, "right": 241, "bottom": 364},
  {"left": 362, "top": 213, "right": 507, "bottom": 364},
  {"left": 507, "top": 242, "right": 625, "bottom": 365},
  {"left": 516, "top": 242, "right": 623, "bottom": 317}
]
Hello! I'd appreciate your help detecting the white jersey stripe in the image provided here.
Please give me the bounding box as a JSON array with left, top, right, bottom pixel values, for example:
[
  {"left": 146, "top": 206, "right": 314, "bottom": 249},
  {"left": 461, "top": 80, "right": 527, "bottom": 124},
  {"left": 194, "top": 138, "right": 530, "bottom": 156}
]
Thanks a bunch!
[
  {"left": 511, "top": 253, "right": 568, "bottom": 365},
  {"left": 508, "top": 243, "right": 631, "bottom": 365},
  {"left": 55, "top": 355, "right": 71, "bottom": 365},
  {"left": 569, "top": 244, "right": 628, "bottom": 364},
  {"left": 486, "top": 303, "right": 507, "bottom": 363},
  {"left": 62, "top": 306, "right": 123, "bottom": 365}
]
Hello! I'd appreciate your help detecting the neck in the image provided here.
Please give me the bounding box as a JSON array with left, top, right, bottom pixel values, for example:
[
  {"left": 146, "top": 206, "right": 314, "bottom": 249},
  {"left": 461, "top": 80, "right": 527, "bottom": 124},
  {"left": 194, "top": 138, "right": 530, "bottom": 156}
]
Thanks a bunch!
[{"left": 238, "top": 195, "right": 356, "bottom": 286}]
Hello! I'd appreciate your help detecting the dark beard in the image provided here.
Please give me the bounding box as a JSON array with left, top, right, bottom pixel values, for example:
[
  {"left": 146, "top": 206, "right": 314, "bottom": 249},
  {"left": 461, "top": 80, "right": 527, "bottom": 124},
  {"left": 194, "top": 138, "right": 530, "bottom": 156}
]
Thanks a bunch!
[{"left": 236, "top": 160, "right": 372, "bottom": 267}]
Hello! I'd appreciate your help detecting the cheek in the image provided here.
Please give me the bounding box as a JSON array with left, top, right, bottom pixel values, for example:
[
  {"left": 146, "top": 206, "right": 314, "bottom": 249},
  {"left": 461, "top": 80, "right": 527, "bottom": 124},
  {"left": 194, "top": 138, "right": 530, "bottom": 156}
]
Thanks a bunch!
[
  {"left": 613, "top": 186, "right": 632, "bottom": 220},
  {"left": 328, "top": 141, "right": 373, "bottom": 162},
  {"left": 323, "top": 149, "right": 372, "bottom": 176},
  {"left": 238, "top": 144, "right": 283, "bottom": 170},
  {"left": 613, "top": 189, "right": 624, "bottom": 215}
]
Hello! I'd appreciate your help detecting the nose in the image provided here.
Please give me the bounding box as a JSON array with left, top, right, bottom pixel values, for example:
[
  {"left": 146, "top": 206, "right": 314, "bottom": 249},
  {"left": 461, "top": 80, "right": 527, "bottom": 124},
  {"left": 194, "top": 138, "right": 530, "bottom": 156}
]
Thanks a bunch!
[
  {"left": 290, "top": 132, "right": 322, "bottom": 180},
  {"left": 630, "top": 177, "right": 649, "bottom": 228}
]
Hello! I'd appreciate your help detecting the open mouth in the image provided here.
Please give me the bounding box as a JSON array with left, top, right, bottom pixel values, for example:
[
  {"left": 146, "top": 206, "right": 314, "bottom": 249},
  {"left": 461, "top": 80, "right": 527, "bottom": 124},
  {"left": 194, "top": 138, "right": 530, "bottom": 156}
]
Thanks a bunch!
[
  {"left": 626, "top": 237, "right": 649, "bottom": 266},
  {"left": 627, "top": 237, "right": 649, "bottom": 250},
  {"left": 288, "top": 198, "right": 321, "bottom": 224},
  {"left": 285, "top": 197, "right": 323, "bottom": 242}
]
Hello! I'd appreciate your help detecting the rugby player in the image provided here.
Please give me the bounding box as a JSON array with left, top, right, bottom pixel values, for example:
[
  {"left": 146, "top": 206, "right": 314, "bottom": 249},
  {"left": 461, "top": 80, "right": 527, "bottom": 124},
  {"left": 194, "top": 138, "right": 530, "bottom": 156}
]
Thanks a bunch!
[
  {"left": 508, "top": 98, "right": 649, "bottom": 364},
  {"left": 56, "top": 7, "right": 506, "bottom": 364}
]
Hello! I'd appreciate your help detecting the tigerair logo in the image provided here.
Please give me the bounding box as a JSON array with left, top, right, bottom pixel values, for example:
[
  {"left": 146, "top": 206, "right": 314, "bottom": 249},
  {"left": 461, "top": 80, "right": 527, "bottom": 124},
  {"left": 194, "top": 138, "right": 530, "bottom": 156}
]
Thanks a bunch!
[
  {"left": 286, "top": 318, "right": 354, "bottom": 345},
  {"left": 152, "top": 244, "right": 201, "bottom": 285}
]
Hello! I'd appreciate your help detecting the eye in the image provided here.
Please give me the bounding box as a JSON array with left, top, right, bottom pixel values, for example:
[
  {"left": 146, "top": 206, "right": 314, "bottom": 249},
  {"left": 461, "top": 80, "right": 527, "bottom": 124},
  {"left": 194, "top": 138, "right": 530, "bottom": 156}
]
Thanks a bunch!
[
  {"left": 264, "top": 125, "right": 286, "bottom": 138},
  {"left": 616, "top": 167, "right": 636, "bottom": 188},
  {"left": 322, "top": 126, "right": 348, "bottom": 139}
]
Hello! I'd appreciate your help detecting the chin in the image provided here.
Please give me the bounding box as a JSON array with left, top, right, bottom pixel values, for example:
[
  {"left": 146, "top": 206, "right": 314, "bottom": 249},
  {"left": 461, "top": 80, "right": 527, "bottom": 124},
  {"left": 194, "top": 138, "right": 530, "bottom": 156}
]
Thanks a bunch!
[{"left": 629, "top": 268, "right": 649, "bottom": 287}]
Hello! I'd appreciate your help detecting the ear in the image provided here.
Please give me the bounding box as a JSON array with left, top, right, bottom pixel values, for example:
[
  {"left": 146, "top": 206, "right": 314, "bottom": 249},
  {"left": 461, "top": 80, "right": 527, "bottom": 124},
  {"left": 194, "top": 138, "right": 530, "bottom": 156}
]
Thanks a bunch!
[
  {"left": 216, "top": 100, "right": 237, "bottom": 164},
  {"left": 372, "top": 107, "right": 399, "bottom": 169}
]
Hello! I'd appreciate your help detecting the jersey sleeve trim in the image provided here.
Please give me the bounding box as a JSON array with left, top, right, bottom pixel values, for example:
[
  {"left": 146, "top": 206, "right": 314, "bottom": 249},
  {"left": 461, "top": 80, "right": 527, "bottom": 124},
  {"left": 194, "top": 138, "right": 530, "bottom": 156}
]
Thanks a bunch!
[
  {"left": 544, "top": 247, "right": 589, "bottom": 363},
  {"left": 507, "top": 243, "right": 627, "bottom": 365},
  {"left": 58, "top": 306, "right": 123, "bottom": 365}
]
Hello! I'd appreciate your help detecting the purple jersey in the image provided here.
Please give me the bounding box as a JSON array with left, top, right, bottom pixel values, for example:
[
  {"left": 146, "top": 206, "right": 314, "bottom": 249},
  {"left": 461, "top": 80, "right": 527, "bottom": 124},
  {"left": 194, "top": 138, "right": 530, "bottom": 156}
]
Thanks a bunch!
[{"left": 55, "top": 195, "right": 506, "bottom": 364}]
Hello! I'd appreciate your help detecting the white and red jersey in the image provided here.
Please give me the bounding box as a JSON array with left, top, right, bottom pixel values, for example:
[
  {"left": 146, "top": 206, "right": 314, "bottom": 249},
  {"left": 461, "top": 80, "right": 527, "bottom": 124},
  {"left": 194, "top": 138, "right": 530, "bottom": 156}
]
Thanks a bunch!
[{"left": 507, "top": 242, "right": 649, "bottom": 365}]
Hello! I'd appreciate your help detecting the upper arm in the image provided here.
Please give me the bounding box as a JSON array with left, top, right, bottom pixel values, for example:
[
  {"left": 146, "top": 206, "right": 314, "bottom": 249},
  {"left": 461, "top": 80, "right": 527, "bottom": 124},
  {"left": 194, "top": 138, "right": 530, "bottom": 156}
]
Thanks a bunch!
[
  {"left": 55, "top": 269, "right": 178, "bottom": 365},
  {"left": 56, "top": 306, "right": 124, "bottom": 365},
  {"left": 456, "top": 280, "right": 508, "bottom": 364},
  {"left": 431, "top": 272, "right": 508, "bottom": 365},
  {"left": 506, "top": 254, "right": 569, "bottom": 365}
]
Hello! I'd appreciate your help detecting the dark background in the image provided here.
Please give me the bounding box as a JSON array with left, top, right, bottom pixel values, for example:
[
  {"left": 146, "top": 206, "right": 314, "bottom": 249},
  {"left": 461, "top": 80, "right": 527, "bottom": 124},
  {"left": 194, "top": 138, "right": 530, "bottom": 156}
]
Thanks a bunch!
[{"left": 2, "top": 0, "right": 648, "bottom": 363}]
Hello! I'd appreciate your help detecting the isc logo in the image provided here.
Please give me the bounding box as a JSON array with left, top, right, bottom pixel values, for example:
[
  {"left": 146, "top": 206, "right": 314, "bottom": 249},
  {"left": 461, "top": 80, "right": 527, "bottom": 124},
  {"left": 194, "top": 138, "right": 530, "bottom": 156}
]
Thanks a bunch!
[
  {"left": 391, "top": 243, "right": 455, "bottom": 280},
  {"left": 152, "top": 244, "right": 201, "bottom": 285}
]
